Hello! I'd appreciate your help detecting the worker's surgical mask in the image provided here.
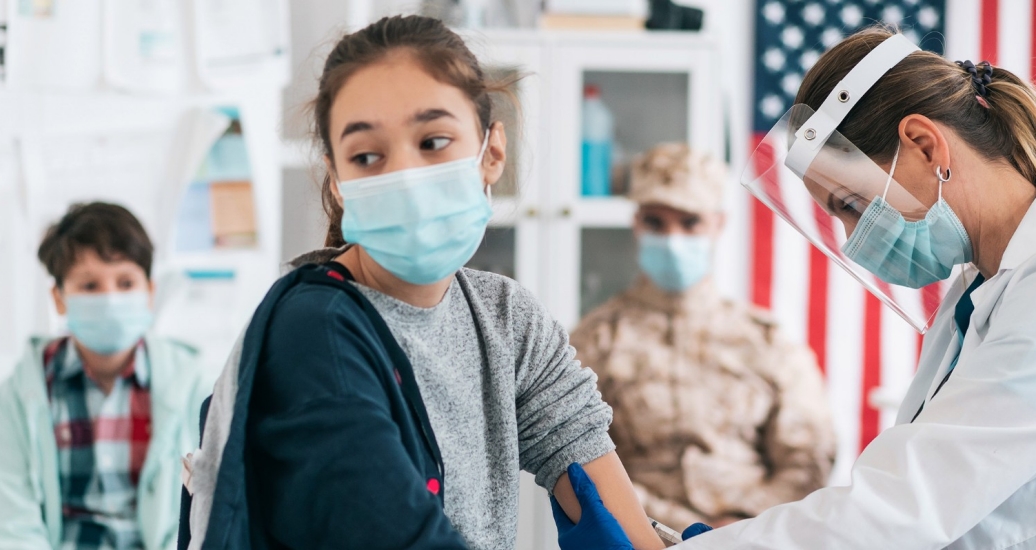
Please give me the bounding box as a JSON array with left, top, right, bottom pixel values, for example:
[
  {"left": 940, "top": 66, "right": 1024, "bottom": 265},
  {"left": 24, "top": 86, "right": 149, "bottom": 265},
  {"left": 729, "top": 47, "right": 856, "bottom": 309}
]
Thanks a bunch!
[
  {"left": 338, "top": 133, "right": 493, "bottom": 285},
  {"left": 65, "top": 291, "right": 153, "bottom": 355},
  {"left": 842, "top": 144, "right": 973, "bottom": 289},
  {"left": 638, "top": 233, "right": 711, "bottom": 292}
]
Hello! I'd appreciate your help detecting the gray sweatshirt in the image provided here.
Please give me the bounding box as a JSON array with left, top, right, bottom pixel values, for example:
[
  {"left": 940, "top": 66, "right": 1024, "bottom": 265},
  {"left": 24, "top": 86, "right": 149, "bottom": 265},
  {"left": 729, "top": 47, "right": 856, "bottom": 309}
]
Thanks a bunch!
[{"left": 186, "top": 248, "right": 615, "bottom": 550}]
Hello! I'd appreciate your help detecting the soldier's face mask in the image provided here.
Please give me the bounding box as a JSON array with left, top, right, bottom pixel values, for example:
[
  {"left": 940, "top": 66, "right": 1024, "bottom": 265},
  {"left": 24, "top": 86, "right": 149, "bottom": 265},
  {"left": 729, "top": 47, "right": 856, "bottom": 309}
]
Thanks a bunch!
[{"left": 741, "top": 33, "right": 958, "bottom": 333}]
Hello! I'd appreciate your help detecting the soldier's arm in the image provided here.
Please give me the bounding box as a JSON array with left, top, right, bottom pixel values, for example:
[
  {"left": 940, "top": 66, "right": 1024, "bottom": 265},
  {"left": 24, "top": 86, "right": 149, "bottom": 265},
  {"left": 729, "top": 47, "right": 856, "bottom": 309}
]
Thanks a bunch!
[{"left": 739, "top": 336, "right": 837, "bottom": 516}]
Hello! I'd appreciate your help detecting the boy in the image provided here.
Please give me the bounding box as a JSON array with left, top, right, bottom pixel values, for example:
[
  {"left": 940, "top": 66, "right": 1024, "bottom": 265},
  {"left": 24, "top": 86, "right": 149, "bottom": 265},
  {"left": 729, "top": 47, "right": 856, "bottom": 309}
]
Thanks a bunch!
[{"left": 0, "top": 202, "right": 211, "bottom": 549}]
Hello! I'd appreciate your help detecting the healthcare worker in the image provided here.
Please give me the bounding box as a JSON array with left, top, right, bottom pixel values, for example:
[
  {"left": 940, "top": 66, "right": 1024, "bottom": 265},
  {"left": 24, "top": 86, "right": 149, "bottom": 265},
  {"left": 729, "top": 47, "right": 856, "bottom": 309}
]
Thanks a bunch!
[
  {"left": 570, "top": 143, "right": 836, "bottom": 529},
  {"left": 559, "top": 26, "right": 1036, "bottom": 549},
  {"left": 179, "top": 15, "right": 665, "bottom": 550},
  {"left": 0, "top": 202, "right": 211, "bottom": 549}
]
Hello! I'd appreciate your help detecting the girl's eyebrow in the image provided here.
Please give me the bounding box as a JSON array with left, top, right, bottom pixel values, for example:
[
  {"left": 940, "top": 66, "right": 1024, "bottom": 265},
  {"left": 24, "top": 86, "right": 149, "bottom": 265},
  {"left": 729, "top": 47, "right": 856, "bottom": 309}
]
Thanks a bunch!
[
  {"left": 341, "top": 121, "right": 373, "bottom": 141},
  {"left": 411, "top": 108, "right": 456, "bottom": 124},
  {"left": 339, "top": 109, "right": 456, "bottom": 142}
]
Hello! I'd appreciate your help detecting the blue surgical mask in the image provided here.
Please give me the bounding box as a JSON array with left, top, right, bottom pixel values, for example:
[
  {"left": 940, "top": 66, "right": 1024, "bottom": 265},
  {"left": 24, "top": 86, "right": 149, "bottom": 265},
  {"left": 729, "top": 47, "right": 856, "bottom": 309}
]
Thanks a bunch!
[
  {"left": 65, "top": 291, "right": 153, "bottom": 355},
  {"left": 841, "top": 145, "right": 972, "bottom": 289},
  {"left": 338, "top": 135, "right": 492, "bottom": 285},
  {"left": 638, "top": 233, "right": 712, "bottom": 292}
]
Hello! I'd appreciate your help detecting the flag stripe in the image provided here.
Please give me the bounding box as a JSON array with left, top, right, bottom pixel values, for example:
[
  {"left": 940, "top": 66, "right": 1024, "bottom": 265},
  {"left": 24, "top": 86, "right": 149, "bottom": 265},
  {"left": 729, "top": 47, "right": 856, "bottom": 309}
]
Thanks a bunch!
[
  {"left": 1031, "top": 0, "right": 1036, "bottom": 82},
  {"left": 751, "top": 133, "right": 776, "bottom": 310},
  {"left": 808, "top": 246, "right": 829, "bottom": 374},
  {"left": 981, "top": 0, "right": 1000, "bottom": 64},
  {"left": 860, "top": 293, "right": 883, "bottom": 450}
]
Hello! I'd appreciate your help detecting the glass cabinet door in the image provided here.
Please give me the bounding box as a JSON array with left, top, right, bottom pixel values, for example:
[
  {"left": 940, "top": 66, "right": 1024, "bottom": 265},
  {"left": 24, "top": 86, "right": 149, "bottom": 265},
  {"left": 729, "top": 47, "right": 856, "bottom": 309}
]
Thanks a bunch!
[{"left": 546, "top": 35, "right": 722, "bottom": 329}]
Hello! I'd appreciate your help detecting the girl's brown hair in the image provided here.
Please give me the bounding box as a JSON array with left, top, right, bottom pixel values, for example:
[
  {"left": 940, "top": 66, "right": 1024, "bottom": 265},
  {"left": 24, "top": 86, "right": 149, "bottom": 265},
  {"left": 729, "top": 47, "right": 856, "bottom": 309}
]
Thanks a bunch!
[
  {"left": 797, "top": 27, "right": 1036, "bottom": 185},
  {"left": 312, "top": 15, "right": 518, "bottom": 247}
]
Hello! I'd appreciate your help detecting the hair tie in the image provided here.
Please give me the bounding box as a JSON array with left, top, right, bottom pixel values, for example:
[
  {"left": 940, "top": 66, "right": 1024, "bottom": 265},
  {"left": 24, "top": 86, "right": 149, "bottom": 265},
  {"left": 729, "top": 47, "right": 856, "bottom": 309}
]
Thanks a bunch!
[{"left": 955, "top": 59, "right": 993, "bottom": 101}]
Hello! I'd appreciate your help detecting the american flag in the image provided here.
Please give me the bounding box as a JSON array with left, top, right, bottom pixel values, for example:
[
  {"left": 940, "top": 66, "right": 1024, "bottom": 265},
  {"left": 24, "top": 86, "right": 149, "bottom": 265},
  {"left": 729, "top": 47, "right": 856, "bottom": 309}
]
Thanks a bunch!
[
  {"left": 747, "top": 0, "right": 950, "bottom": 485},
  {"left": 748, "top": 0, "right": 1036, "bottom": 484}
]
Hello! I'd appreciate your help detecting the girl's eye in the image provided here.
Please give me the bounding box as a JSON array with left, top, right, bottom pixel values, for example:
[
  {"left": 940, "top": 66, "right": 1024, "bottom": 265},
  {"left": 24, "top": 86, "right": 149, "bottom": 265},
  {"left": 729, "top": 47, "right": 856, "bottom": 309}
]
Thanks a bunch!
[
  {"left": 118, "top": 279, "right": 135, "bottom": 290},
  {"left": 82, "top": 282, "right": 98, "bottom": 292},
  {"left": 420, "top": 137, "right": 451, "bottom": 151},
  {"left": 350, "top": 153, "right": 382, "bottom": 167}
]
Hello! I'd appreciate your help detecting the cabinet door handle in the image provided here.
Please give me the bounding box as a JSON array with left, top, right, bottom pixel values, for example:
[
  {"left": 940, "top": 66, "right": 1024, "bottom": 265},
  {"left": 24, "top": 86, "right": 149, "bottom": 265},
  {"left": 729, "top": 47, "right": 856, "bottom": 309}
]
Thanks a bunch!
[
  {"left": 525, "top": 207, "right": 539, "bottom": 218},
  {"left": 559, "top": 207, "right": 572, "bottom": 218}
]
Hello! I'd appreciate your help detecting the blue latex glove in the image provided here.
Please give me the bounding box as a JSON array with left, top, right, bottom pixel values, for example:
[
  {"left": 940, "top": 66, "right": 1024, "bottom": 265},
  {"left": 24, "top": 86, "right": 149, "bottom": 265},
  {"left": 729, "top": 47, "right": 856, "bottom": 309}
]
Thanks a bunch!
[
  {"left": 550, "top": 463, "right": 634, "bottom": 550},
  {"left": 682, "top": 522, "right": 714, "bottom": 540}
]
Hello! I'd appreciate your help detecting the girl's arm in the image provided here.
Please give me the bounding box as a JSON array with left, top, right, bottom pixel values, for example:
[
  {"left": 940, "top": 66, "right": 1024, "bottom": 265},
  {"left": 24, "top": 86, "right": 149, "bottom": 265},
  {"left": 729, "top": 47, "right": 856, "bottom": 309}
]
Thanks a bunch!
[
  {"left": 553, "top": 452, "right": 666, "bottom": 550},
  {"left": 511, "top": 282, "right": 663, "bottom": 549}
]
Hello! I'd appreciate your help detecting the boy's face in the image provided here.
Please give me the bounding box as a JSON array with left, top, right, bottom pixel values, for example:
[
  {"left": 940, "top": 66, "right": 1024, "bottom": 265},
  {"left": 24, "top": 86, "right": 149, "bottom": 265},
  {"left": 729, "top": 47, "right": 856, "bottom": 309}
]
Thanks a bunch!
[{"left": 51, "top": 248, "right": 154, "bottom": 315}]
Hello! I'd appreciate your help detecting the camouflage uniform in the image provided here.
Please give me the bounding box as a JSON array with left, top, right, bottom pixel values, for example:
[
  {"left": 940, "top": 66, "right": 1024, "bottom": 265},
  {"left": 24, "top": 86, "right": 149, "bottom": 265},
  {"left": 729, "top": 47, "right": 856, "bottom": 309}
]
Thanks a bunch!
[{"left": 570, "top": 144, "right": 836, "bottom": 528}]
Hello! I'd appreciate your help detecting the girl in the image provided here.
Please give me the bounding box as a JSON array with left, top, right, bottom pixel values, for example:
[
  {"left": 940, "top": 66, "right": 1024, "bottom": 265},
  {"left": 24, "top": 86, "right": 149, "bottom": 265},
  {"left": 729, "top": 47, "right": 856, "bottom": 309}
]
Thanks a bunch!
[{"left": 182, "top": 15, "right": 664, "bottom": 550}]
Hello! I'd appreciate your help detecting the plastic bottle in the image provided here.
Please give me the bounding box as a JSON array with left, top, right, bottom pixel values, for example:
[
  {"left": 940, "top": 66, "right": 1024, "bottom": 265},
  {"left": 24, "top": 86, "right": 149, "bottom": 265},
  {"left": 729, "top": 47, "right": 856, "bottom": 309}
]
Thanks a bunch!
[{"left": 581, "top": 84, "right": 615, "bottom": 196}]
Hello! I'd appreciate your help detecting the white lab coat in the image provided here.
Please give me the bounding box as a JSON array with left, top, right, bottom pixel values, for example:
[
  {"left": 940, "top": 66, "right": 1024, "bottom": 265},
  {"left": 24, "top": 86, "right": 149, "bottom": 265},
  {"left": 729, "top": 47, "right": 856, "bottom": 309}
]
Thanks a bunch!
[{"left": 679, "top": 199, "right": 1036, "bottom": 550}]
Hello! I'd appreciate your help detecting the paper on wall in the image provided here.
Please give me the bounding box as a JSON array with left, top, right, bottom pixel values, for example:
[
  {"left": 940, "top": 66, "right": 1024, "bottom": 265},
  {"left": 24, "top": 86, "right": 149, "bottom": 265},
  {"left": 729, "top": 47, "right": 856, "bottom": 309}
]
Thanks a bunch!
[
  {"left": 192, "top": 0, "right": 290, "bottom": 89},
  {"left": 158, "top": 107, "right": 230, "bottom": 256},
  {"left": 6, "top": 0, "right": 102, "bottom": 90},
  {"left": 103, "top": 0, "right": 185, "bottom": 93},
  {"left": 19, "top": 128, "right": 178, "bottom": 292},
  {"left": 172, "top": 106, "right": 257, "bottom": 252}
]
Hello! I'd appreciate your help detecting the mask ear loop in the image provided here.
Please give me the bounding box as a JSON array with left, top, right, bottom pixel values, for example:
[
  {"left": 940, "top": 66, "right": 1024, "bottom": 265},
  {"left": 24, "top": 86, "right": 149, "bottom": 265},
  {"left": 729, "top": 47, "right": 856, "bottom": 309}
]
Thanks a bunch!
[
  {"left": 881, "top": 142, "right": 901, "bottom": 200},
  {"left": 478, "top": 124, "right": 493, "bottom": 200},
  {"left": 476, "top": 124, "right": 492, "bottom": 164},
  {"left": 935, "top": 165, "right": 951, "bottom": 201}
]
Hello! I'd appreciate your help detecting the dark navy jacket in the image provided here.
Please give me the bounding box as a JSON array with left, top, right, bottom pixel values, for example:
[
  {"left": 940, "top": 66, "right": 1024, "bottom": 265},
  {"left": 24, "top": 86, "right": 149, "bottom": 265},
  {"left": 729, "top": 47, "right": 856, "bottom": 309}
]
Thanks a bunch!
[{"left": 179, "top": 262, "right": 468, "bottom": 549}]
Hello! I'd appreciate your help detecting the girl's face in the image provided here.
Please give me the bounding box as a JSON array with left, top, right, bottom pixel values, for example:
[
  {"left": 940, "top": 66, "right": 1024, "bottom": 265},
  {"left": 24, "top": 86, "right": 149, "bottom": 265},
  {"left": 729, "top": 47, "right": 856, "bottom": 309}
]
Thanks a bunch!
[{"left": 325, "top": 50, "right": 506, "bottom": 191}]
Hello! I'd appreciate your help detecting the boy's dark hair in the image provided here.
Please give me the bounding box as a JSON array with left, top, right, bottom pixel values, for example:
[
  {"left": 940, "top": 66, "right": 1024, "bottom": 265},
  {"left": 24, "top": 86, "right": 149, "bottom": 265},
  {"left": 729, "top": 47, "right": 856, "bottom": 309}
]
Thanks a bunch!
[{"left": 37, "top": 202, "right": 154, "bottom": 287}]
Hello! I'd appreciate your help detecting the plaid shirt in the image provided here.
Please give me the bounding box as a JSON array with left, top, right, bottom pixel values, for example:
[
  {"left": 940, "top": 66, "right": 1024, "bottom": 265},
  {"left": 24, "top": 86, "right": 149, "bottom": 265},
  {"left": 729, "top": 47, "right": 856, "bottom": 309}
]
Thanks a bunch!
[{"left": 44, "top": 337, "right": 152, "bottom": 550}]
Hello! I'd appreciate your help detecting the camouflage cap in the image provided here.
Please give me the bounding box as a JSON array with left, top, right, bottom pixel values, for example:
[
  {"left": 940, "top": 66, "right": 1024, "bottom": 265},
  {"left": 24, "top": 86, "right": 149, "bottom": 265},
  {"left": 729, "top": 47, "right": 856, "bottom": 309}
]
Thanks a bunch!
[{"left": 628, "top": 143, "right": 727, "bottom": 213}]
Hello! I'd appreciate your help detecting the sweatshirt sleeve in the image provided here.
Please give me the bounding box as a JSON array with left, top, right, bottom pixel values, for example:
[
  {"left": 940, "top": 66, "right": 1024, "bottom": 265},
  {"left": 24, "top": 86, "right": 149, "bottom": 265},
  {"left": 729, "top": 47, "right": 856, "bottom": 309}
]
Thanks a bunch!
[
  {"left": 511, "top": 286, "right": 616, "bottom": 493},
  {"left": 0, "top": 365, "right": 53, "bottom": 548},
  {"left": 248, "top": 284, "right": 468, "bottom": 550}
]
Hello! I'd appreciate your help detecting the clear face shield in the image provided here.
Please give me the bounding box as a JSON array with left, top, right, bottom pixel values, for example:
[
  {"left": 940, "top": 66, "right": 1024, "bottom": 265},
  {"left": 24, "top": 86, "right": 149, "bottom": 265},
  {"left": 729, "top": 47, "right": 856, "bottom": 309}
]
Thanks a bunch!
[{"left": 741, "top": 34, "right": 953, "bottom": 333}]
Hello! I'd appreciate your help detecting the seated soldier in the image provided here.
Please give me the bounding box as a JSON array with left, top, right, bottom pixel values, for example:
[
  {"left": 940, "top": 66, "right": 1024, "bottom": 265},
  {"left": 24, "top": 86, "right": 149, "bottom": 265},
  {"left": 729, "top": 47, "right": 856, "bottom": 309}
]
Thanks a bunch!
[
  {"left": 571, "top": 144, "right": 837, "bottom": 529},
  {"left": 0, "top": 202, "right": 211, "bottom": 549}
]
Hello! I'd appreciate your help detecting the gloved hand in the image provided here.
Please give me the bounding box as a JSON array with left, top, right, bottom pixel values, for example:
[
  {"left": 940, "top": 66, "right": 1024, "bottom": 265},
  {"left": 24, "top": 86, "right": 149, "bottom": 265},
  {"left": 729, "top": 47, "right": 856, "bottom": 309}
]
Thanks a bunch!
[
  {"left": 550, "top": 463, "right": 634, "bottom": 550},
  {"left": 682, "top": 522, "right": 714, "bottom": 539}
]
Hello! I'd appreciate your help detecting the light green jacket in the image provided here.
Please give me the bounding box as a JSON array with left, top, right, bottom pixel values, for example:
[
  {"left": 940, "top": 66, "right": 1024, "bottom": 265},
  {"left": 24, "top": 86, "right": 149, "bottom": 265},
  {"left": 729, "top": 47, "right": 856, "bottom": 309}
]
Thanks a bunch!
[{"left": 0, "top": 335, "right": 212, "bottom": 550}]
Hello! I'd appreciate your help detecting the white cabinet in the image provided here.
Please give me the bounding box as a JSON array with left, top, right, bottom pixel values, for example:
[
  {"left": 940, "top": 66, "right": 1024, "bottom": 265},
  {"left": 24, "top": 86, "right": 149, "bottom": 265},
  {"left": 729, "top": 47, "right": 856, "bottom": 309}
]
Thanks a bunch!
[{"left": 466, "top": 30, "right": 721, "bottom": 328}]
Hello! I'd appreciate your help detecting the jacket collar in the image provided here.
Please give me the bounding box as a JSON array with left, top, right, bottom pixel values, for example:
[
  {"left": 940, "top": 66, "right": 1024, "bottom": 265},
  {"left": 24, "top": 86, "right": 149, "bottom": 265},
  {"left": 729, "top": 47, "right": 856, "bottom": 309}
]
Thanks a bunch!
[{"left": 284, "top": 246, "right": 349, "bottom": 272}]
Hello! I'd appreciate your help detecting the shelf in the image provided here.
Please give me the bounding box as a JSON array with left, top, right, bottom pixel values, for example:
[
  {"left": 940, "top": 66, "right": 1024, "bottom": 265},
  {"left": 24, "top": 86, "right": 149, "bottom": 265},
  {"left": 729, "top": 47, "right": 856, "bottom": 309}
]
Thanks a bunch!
[{"left": 572, "top": 196, "right": 636, "bottom": 227}]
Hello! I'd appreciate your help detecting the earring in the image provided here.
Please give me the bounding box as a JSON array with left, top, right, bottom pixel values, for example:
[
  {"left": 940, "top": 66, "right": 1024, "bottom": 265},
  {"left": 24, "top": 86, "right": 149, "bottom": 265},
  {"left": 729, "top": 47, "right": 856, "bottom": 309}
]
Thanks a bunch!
[{"left": 935, "top": 165, "right": 952, "bottom": 183}]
